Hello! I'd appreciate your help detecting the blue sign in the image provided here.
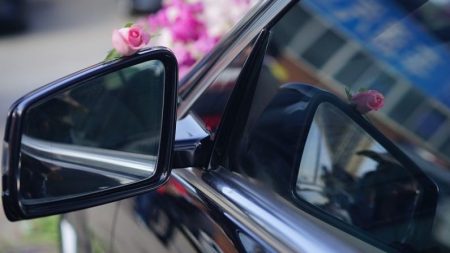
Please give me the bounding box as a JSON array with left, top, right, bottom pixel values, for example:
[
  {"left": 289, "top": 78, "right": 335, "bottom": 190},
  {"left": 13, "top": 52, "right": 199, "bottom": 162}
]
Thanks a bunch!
[{"left": 302, "top": 0, "right": 450, "bottom": 106}]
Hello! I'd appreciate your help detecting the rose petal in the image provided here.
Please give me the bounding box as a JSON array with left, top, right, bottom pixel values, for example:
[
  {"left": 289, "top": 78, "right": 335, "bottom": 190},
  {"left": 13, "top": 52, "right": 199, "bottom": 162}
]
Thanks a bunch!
[
  {"left": 128, "top": 27, "right": 143, "bottom": 48},
  {"left": 112, "top": 29, "right": 133, "bottom": 56}
]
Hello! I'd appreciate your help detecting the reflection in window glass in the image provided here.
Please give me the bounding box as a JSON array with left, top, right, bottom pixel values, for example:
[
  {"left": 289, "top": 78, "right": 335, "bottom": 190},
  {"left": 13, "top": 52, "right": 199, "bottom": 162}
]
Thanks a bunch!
[
  {"left": 334, "top": 52, "right": 372, "bottom": 87},
  {"left": 388, "top": 88, "right": 424, "bottom": 124},
  {"left": 302, "top": 30, "right": 345, "bottom": 68},
  {"left": 414, "top": 107, "right": 446, "bottom": 140},
  {"left": 190, "top": 42, "right": 254, "bottom": 133},
  {"left": 272, "top": 5, "right": 310, "bottom": 47},
  {"left": 296, "top": 103, "right": 432, "bottom": 251},
  {"left": 440, "top": 138, "right": 450, "bottom": 158},
  {"left": 368, "top": 71, "right": 396, "bottom": 96}
]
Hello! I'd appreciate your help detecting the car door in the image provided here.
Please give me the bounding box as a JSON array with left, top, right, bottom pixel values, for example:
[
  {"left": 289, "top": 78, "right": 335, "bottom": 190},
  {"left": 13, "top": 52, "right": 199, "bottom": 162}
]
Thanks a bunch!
[
  {"left": 109, "top": 29, "right": 378, "bottom": 253},
  {"left": 60, "top": 203, "right": 119, "bottom": 253},
  {"left": 112, "top": 1, "right": 445, "bottom": 252},
  {"left": 196, "top": 2, "right": 441, "bottom": 252},
  {"left": 108, "top": 1, "right": 381, "bottom": 252},
  {"left": 50, "top": 1, "right": 447, "bottom": 253},
  {"left": 110, "top": 28, "right": 262, "bottom": 252}
]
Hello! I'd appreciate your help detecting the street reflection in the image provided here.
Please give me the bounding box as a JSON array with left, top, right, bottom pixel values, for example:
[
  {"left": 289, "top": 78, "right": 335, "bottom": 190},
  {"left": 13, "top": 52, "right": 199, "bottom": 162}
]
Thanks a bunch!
[{"left": 133, "top": 178, "right": 238, "bottom": 253}]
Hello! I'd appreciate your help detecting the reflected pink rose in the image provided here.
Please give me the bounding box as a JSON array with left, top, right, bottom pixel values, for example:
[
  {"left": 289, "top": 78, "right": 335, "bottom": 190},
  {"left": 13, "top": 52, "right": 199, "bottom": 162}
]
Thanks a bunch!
[
  {"left": 112, "top": 25, "right": 150, "bottom": 56},
  {"left": 351, "top": 90, "right": 384, "bottom": 114}
]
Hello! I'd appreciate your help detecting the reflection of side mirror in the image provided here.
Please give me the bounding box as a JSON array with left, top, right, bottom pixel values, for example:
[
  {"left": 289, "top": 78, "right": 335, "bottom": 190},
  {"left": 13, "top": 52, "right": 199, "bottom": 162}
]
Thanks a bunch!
[
  {"left": 288, "top": 84, "right": 438, "bottom": 252},
  {"left": 2, "top": 47, "right": 178, "bottom": 221}
]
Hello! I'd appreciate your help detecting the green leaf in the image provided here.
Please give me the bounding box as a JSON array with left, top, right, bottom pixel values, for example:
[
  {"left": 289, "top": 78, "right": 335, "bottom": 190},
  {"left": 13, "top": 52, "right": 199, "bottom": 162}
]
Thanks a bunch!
[
  {"left": 104, "top": 49, "right": 121, "bottom": 62},
  {"left": 345, "top": 87, "right": 353, "bottom": 101},
  {"left": 124, "top": 22, "right": 134, "bottom": 28}
]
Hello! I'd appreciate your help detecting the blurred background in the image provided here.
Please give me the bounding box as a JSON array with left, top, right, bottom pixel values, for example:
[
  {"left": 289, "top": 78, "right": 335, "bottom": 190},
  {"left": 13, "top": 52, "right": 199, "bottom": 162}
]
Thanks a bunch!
[{"left": 0, "top": 0, "right": 148, "bottom": 251}]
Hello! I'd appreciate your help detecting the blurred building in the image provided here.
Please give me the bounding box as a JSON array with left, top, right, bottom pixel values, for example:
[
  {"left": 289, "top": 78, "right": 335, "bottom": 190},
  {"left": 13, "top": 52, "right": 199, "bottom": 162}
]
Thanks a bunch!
[{"left": 271, "top": 0, "right": 450, "bottom": 163}]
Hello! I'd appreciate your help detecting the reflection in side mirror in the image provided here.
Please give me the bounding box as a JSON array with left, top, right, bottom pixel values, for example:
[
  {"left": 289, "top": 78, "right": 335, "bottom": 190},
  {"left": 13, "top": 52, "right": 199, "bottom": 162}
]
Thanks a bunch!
[
  {"left": 3, "top": 48, "right": 178, "bottom": 221},
  {"left": 21, "top": 60, "right": 163, "bottom": 202}
]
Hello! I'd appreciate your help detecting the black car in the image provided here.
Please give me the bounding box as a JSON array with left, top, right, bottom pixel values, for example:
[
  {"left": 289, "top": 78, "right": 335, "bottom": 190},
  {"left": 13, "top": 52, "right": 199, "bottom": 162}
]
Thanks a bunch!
[{"left": 3, "top": 0, "right": 450, "bottom": 252}]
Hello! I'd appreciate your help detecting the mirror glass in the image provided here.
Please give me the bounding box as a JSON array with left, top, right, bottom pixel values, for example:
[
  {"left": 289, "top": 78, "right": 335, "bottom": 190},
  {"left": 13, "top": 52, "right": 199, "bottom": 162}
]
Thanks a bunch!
[
  {"left": 296, "top": 102, "right": 435, "bottom": 251},
  {"left": 19, "top": 60, "right": 165, "bottom": 203}
]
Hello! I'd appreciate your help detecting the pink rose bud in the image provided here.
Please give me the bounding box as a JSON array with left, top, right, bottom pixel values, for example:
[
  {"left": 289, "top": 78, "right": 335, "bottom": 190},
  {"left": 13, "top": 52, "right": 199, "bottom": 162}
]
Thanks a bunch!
[
  {"left": 351, "top": 90, "right": 384, "bottom": 114},
  {"left": 112, "top": 25, "right": 150, "bottom": 56}
]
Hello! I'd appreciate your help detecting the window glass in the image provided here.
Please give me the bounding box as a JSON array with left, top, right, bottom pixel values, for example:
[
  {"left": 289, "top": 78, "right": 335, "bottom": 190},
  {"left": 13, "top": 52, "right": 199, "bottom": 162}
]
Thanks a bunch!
[
  {"left": 271, "top": 5, "right": 311, "bottom": 47},
  {"left": 413, "top": 107, "right": 446, "bottom": 140},
  {"left": 302, "top": 30, "right": 345, "bottom": 68},
  {"left": 388, "top": 88, "right": 425, "bottom": 124},
  {"left": 440, "top": 138, "right": 450, "bottom": 158},
  {"left": 222, "top": 2, "right": 450, "bottom": 252},
  {"left": 367, "top": 71, "right": 396, "bottom": 96},
  {"left": 296, "top": 103, "right": 428, "bottom": 251},
  {"left": 190, "top": 42, "right": 255, "bottom": 133},
  {"left": 254, "top": 1, "right": 450, "bottom": 160},
  {"left": 334, "top": 52, "right": 372, "bottom": 87}
]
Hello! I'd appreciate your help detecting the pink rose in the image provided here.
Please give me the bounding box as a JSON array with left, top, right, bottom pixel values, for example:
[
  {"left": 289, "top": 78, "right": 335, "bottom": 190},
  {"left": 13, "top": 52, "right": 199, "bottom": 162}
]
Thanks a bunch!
[
  {"left": 112, "top": 25, "right": 150, "bottom": 56},
  {"left": 351, "top": 90, "right": 384, "bottom": 114}
]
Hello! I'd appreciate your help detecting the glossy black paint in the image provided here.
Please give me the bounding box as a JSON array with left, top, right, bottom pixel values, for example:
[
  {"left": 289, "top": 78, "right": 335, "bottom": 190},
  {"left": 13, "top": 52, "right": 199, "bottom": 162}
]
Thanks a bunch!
[
  {"left": 2, "top": 47, "right": 178, "bottom": 221},
  {"left": 109, "top": 164, "right": 367, "bottom": 252}
]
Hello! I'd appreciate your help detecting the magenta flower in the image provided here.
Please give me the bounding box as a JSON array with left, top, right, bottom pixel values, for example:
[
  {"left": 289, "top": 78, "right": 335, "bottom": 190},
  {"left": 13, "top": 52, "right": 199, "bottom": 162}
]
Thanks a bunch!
[
  {"left": 173, "top": 45, "right": 197, "bottom": 79},
  {"left": 173, "top": 46, "right": 196, "bottom": 67},
  {"left": 138, "top": 0, "right": 254, "bottom": 77},
  {"left": 148, "top": 10, "right": 170, "bottom": 32},
  {"left": 351, "top": 90, "right": 384, "bottom": 114},
  {"left": 194, "top": 34, "right": 220, "bottom": 54},
  {"left": 170, "top": 10, "right": 205, "bottom": 43}
]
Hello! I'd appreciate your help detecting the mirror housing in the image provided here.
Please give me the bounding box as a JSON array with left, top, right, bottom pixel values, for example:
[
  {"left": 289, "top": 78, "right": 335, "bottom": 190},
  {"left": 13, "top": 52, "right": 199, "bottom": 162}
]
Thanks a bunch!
[{"left": 2, "top": 47, "right": 178, "bottom": 221}]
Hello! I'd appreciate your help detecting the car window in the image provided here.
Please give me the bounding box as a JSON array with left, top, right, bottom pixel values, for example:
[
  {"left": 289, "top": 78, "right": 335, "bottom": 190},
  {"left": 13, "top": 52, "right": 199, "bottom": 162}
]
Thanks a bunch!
[
  {"left": 189, "top": 41, "right": 255, "bottom": 134},
  {"left": 218, "top": 1, "right": 450, "bottom": 252}
]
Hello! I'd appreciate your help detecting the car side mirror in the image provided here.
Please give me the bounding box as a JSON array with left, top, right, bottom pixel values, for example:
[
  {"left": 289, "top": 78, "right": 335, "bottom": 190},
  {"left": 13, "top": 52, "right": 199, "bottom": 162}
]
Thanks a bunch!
[
  {"left": 2, "top": 47, "right": 178, "bottom": 221},
  {"left": 287, "top": 84, "right": 438, "bottom": 251}
]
